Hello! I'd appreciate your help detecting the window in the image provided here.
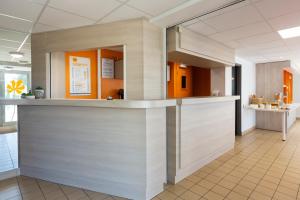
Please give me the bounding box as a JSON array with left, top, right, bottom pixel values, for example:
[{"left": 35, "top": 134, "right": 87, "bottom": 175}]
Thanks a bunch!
[{"left": 4, "top": 72, "right": 30, "bottom": 122}]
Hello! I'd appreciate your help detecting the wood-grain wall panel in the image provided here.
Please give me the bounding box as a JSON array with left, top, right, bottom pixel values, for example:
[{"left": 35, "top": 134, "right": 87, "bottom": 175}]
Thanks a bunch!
[{"left": 18, "top": 105, "right": 166, "bottom": 200}]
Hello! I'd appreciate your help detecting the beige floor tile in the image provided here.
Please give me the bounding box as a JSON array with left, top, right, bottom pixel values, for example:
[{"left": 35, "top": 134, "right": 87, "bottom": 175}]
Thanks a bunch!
[
  {"left": 186, "top": 175, "right": 203, "bottom": 183},
  {"left": 166, "top": 184, "right": 187, "bottom": 196},
  {"left": 272, "top": 191, "right": 296, "bottom": 200},
  {"left": 249, "top": 191, "right": 272, "bottom": 200},
  {"left": 211, "top": 185, "right": 230, "bottom": 197},
  {"left": 177, "top": 179, "right": 195, "bottom": 189},
  {"left": 217, "top": 179, "right": 237, "bottom": 190},
  {"left": 203, "top": 191, "right": 224, "bottom": 200},
  {"left": 84, "top": 190, "right": 111, "bottom": 200},
  {"left": 205, "top": 175, "right": 222, "bottom": 184},
  {"left": 197, "top": 179, "right": 216, "bottom": 190},
  {"left": 226, "top": 191, "right": 248, "bottom": 200},
  {"left": 243, "top": 175, "right": 261, "bottom": 184},
  {"left": 189, "top": 184, "right": 209, "bottom": 196},
  {"left": 232, "top": 185, "right": 253, "bottom": 197},
  {"left": 180, "top": 190, "right": 201, "bottom": 200},
  {"left": 276, "top": 185, "right": 298, "bottom": 198},
  {"left": 254, "top": 185, "right": 275, "bottom": 197},
  {"left": 261, "top": 175, "right": 281, "bottom": 185},
  {"left": 158, "top": 190, "right": 178, "bottom": 200}
]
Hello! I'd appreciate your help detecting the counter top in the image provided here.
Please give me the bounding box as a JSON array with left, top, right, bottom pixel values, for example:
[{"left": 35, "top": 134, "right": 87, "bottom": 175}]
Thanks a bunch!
[
  {"left": 245, "top": 103, "right": 300, "bottom": 113},
  {"left": 177, "top": 96, "right": 240, "bottom": 105},
  {"left": 0, "top": 96, "right": 241, "bottom": 108},
  {"left": 0, "top": 99, "right": 177, "bottom": 109}
]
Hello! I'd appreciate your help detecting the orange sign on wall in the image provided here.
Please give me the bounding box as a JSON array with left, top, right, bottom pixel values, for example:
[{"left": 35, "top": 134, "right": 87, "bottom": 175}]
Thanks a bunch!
[{"left": 65, "top": 50, "right": 98, "bottom": 99}]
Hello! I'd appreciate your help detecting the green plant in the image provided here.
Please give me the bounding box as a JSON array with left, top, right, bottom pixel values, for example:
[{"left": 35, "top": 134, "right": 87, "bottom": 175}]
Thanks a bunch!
[{"left": 25, "top": 90, "right": 34, "bottom": 96}]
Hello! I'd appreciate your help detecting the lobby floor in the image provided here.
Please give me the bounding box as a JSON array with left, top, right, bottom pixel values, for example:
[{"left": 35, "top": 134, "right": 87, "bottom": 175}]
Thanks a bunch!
[
  {"left": 1, "top": 122, "right": 300, "bottom": 200},
  {"left": 0, "top": 133, "right": 18, "bottom": 173}
]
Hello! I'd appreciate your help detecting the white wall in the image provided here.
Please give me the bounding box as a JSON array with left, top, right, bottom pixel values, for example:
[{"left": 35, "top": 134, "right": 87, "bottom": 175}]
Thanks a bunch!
[
  {"left": 292, "top": 67, "right": 300, "bottom": 118},
  {"left": 236, "top": 57, "right": 256, "bottom": 133},
  {"left": 50, "top": 52, "right": 65, "bottom": 99},
  {"left": 225, "top": 66, "right": 232, "bottom": 96}
]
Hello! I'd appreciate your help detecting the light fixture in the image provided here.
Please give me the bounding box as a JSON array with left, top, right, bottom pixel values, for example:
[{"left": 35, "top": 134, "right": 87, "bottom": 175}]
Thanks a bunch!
[
  {"left": 9, "top": 51, "right": 24, "bottom": 58},
  {"left": 18, "top": 60, "right": 29, "bottom": 64},
  {"left": 278, "top": 26, "right": 300, "bottom": 39},
  {"left": 180, "top": 63, "right": 187, "bottom": 68}
]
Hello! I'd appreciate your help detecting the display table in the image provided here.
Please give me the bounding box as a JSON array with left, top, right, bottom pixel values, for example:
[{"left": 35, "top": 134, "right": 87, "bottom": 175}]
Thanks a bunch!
[{"left": 245, "top": 104, "right": 300, "bottom": 141}]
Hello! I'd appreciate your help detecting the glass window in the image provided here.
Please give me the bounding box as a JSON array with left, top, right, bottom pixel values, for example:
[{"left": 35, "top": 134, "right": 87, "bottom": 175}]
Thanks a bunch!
[{"left": 4, "top": 73, "right": 29, "bottom": 122}]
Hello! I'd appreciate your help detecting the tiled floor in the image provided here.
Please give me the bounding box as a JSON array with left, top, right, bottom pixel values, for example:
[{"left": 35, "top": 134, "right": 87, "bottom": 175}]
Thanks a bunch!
[
  {"left": 0, "top": 133, "right": 18, "bottom": 172},
  {"left": 1, "top": 122, "right": 300, "bottom": 200}
]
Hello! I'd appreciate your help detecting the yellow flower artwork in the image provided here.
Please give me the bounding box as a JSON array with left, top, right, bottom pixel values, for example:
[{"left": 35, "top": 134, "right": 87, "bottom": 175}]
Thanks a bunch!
[{"left": 7, "top": 80, "right": 25, "bottom": 94}]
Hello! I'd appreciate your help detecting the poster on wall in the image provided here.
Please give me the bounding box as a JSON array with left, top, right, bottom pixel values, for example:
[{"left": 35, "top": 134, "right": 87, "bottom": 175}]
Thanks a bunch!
[
  {"left": 102, "top": 58, "right": 114, "bottom": 78},
  {"left": 70, "top": 56, "right": 91, "bottom": 95}
]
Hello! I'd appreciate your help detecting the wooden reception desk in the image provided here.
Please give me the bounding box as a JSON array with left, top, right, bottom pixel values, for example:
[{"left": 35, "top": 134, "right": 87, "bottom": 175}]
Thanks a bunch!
[
  {"left": 0, "top": 99, "right": 176, "bottom": 200},
  {"left": 167, "top": 96, "right": 240, "bottom": 183}
]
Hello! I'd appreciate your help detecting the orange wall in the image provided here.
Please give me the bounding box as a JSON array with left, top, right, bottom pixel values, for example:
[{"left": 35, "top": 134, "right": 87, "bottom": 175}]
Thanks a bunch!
[
  {"left": 283, "top": 69, "right": 293, "bottom": 104},
  {"left": 168, "top": 62, "right": 193, "bottom": 98},
  {"left": 192, "top": 67, "right": 211, "bottom": 96},
  {"left": 101, "top": 49, "right": 124, "bottom": 99},
  {"left": 167, "top": 62, "right": 211, "bottom": 98},
  {"left": 65, "top": 50, "right": 98, "bottom": 99}
]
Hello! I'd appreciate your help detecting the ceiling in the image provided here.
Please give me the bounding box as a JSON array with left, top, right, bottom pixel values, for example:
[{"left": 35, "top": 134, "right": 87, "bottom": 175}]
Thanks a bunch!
[
  {"left": 181, "top": 0, "right": 300, "bottom": 66},
  {"left": 1, "top": 0, "right": 300, "bottom": 67},
  {"left": 0, "top": 0, "right": 191, "bottom": 64}
]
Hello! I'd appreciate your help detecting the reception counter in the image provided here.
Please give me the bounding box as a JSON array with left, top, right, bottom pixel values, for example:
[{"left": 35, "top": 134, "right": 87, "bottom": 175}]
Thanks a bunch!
[
  {"left": 167, "top": 96, "right": 239, "bottom": 183},
  {"left": 0, "top": 96, "right": 239, "bottom": 199},
  {"left": 0, "top": 99, "right": 176, "bottom": 200}
]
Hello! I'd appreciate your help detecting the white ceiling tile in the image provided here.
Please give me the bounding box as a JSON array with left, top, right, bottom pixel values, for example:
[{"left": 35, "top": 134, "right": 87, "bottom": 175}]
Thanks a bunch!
[
  {"left": 209, "top": 22, "right": 272, "bottom": 42},
  {"left": 38, "top": 7, "right": 95, "bottom": 29},
  {"left": 199, "top": 0, "right": 251, "bottom": 21},
  {"left": 32, "top": 23, "right": 60, "bottom": 33},
  {"left": 268, "top": 11, "right": 300, "bottom": 31},
  {"left": 127, "top": 0, "right": 188, "bottom": 16},
  {"left": 246, "top": 40, "right": 286, "bottom": 50},
  {"left": 99, "top": 5, "right": 150, "bottom": 24},
  {"left": 236, "top": 32, "right": 282, "bottom": 46},
  {"left": 0, "top": 15, "right": 32, "bottom": 32},
  {"left": 186, "top": 21, "right": 217, "bottom": 36},
  {"left": 0, "top": 0, "right": 44, "bottom": 21},
  {"left": 0, "top": 29, "right": 28, "bottom": 42},
  {"left": 254, "top": 0, "right": 300, "bottom": 19},
  {"left": 27, "top": 0, "right": 48, "bottom": 5},
  {"left": 48, "top": 0, "right": 122, "bottom": 21},
  {"left": 151, "top": 0, "right": 236, "bottom": 27},
  {"left": 223, "top": 41, "right": 241, "bottom": 48},
  {"left": 0, "top": 40, "right": 21, "bottom": 49},
  {"left": 203, "top": 5, "right": 263, "bottom": 31}
]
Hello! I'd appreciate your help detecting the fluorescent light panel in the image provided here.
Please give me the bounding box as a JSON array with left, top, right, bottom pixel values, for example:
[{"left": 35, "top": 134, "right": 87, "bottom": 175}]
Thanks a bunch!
[{"left": 278, "top": 26, "right": 300, "bottom": 39}]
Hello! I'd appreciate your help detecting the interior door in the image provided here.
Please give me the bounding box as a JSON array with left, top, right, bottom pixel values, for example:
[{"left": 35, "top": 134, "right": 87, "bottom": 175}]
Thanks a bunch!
[{"left": 232, "top": 64, "right": 242, "bottom": 135}]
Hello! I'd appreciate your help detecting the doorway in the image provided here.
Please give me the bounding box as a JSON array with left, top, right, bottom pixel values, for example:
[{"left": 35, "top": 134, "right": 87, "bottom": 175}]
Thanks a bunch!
[{"left": 232, "top": 64, "right": 242, "bottom": 135}]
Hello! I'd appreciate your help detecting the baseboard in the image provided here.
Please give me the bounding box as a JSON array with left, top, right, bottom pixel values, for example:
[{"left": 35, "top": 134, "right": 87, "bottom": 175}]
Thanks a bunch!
[
  {"left": 0, "top": 168, "right": 20, "bottom": 181},
  {"left": 241, "top": 126, "right": 256, "bottom": 135}
]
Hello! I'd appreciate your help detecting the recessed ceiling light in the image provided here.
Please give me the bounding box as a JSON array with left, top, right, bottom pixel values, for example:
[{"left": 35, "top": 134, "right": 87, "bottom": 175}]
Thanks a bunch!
[
  {"left": 278, "top": 26, "right": 300, "bottom": 39},
  {"left": 9, "top": 51, "right": 24, "bottom": 58},
  {"left": 180, "top": 64, "right": 187, "bottom": 68}
]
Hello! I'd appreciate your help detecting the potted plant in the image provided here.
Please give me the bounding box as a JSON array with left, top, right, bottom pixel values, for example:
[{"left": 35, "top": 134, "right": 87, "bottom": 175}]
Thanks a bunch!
[
  {"left": 25, "top": 90, "right": 35, "bottom": 99},
  {"left": 34, "top": 86, "right": 45, "bottom": 99}
]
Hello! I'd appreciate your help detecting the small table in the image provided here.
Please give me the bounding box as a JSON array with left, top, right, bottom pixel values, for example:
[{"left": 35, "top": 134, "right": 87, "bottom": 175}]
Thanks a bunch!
[{"left": 246, "top": 106, "right": 288, "bottom": 141}]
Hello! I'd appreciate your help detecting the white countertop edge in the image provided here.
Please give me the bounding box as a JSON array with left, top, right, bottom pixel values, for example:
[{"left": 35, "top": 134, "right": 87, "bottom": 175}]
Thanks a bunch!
[
  {"left": 0, "top": 99, "right": 177, "bottom": 109},
  {"left": 177, "top": 96, "right": 240, "bottom": 105},
  {"left": 245, "top": 103, "right": 300, "bottom": 113}
]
